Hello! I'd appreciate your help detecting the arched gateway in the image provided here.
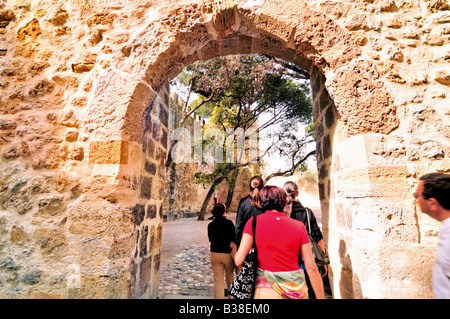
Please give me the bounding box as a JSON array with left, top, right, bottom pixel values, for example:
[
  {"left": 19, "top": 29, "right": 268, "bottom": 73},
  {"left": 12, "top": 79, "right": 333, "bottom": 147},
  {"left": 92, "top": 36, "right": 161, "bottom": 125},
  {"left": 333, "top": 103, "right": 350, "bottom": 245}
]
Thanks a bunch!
[{"left": 0, "top": 0, "right": 448, "bottom": 298}]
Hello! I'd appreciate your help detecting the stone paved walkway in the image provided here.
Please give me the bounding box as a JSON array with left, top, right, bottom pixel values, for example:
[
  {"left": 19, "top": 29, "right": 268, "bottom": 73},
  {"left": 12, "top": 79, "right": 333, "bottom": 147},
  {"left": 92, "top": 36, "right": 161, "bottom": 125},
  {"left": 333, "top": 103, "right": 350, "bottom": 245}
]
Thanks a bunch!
[
  {"left": 157, "top": 213, "right": 232, "bottom": 299},
  {"left": 158, "top": 244, "right": 215, "bottom": 298}
]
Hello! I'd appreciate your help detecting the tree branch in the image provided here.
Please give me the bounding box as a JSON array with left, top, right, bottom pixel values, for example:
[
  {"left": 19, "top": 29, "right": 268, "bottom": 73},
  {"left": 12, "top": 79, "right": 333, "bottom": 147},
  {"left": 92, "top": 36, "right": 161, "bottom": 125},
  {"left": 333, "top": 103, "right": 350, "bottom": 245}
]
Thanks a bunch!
[
  {"left": 182, "top": 80, "right": 194, "bottom": 115},
  {"left": 180, "top": 92, "right": 215, "bottom": 125},
  {"left": 263, "top": 149, "right": 316, "bottom": 183},
  {"left": 263, "top": 55, "right": 310, "bottom": 79}
]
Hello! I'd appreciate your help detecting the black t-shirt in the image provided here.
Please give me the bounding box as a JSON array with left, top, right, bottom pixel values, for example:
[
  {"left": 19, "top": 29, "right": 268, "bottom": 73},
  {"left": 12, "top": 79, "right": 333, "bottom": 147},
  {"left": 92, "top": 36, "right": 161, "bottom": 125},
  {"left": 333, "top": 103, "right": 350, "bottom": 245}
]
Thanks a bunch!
[
  {"left": 235, "top": 195, "right": 263, "bottom": 248},
  {"left": 290, "top": 201, "right": 324, "bottom": 265},
  {"left": 207, "top": 215, "right": 236, "bottom": 254},
  {"left": 290, "top": 201, "right": 323, "bottom": 242}
]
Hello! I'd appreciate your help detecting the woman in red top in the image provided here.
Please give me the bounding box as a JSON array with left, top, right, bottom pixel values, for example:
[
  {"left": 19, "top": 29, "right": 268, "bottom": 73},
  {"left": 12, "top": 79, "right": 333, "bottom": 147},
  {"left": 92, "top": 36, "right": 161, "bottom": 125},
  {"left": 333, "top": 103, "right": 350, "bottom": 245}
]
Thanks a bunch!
[{"left": 232, "top": 186, "right": 324, "bottom": 299}]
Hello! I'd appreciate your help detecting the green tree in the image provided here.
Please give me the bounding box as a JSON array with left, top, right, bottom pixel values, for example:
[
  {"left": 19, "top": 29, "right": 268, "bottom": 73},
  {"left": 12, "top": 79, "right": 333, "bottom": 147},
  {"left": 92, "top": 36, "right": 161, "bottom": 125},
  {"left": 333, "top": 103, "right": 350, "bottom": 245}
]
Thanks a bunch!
[{"left": 169, "top": 54, "right": 314, "bottom": 220}]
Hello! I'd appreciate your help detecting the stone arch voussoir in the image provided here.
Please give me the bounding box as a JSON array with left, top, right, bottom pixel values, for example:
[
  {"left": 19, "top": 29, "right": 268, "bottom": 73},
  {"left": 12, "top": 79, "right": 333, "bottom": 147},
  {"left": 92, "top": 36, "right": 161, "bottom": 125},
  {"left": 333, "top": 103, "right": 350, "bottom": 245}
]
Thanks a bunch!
[{"left": 113, "top": 0, "right": 398, "bottom": 142}]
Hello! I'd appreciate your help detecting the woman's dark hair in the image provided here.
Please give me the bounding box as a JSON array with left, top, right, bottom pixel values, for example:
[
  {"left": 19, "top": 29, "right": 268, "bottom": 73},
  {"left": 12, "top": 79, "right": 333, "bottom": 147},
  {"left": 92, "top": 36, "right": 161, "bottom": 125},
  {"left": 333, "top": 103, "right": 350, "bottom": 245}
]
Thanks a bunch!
[
  {"left": 420, "top": 173, "right": 450, "bottom": 210},
  {"left": 283, "top": 181, "right": 298, "bottom": 217},
  {"left": 259, "top": 185, "right": 287, "bottom": 213},
  {"left": 212, "top": 203, "right": 227, "bottom": 216},
  {"left": 249, "top": 176, "right": 264, "bottom": 208}
]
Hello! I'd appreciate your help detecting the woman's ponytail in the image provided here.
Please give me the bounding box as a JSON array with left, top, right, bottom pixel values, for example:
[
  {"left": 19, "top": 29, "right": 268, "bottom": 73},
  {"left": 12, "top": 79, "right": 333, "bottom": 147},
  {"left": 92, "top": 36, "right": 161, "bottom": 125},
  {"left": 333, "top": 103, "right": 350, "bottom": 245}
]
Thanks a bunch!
[
  {"left": 283, "top": 181, "right": 298, "bottom": 217},
  {"left": 249, "top": 176, "right": 264, "bottom": 208}
]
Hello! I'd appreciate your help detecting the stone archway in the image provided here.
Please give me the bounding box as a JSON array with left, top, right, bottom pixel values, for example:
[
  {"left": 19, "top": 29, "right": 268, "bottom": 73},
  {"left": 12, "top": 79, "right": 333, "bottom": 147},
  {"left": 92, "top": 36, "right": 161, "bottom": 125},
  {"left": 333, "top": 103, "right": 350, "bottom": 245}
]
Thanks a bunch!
[
  {"left": 1, "top": 0, "right": 448, "bottom": 299},
  {"left": 83, "top": 1, "right": 404, "bottom": 298}
]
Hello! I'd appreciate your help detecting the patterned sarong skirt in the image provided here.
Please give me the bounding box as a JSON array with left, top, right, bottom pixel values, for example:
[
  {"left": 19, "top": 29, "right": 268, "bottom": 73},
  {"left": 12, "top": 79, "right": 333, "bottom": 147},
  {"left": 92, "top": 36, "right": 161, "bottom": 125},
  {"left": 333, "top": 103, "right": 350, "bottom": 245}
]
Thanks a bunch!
[{"left": 254, "top": 268, "right": 309, "bottom": 299}]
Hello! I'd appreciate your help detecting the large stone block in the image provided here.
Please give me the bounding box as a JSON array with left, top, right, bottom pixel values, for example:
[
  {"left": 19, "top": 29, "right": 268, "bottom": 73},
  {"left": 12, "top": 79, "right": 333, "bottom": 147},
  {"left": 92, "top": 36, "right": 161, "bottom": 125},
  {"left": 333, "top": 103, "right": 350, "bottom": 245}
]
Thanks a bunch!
[
  {"left": 89, "top": 140, "right": 128, "bottom": 164},
  {"left": 139, "top": 176, "right": 153, "bottom": 199}
]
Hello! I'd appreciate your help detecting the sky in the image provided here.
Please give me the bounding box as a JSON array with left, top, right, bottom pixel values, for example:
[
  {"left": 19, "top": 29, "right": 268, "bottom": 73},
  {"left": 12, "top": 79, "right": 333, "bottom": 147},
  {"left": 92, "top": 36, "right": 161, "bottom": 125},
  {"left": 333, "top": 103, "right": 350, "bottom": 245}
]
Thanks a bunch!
[{"left": 258, "top": 111, "right": 317, "bottom": 176}]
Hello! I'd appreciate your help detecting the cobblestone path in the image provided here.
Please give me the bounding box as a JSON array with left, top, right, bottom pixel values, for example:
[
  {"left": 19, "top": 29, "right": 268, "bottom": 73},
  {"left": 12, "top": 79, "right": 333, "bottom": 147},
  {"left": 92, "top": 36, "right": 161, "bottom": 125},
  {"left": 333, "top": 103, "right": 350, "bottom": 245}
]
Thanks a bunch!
[
  {"left": 157, "top": 214, "right": 223, "bottom": 299},
  {"left": 158, "top": 244, "right": 215, "bottom": 298}
]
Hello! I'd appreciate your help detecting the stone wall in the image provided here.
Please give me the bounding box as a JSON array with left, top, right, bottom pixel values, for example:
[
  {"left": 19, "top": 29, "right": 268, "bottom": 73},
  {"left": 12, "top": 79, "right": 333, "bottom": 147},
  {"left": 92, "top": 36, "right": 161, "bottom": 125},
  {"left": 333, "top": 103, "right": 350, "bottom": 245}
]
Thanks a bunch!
[
  {"left": 306, "top": 0, "right": 449, "bottom": 298},
  {"left": 0, "top": 0, "right": 449, "bottom": 298},
  {"left": 130, "top": 82, "right": 169, "bottom": 298},
  {"left": 164, "top": 93, "right": 212, "bottom": 218}
]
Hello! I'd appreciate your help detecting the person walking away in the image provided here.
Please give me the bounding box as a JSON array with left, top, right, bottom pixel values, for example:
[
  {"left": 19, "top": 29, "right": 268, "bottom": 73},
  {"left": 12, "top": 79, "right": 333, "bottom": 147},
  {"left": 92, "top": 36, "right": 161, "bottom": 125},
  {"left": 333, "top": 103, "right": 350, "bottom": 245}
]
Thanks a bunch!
[
  {"left": 283, "top": 181, "right": 328, "bottom": 298},
  {"left": 235, "top": 176, "right": 264, "bottom": 248},
  {"left": 415, "top": 173, "right": 450, "bottom": 299},
  {"left": 232, "top": 186, "right": 324, "bottom": 299},
  {"left": 208, "top": 203, "right": 236, "bottom": 299}
]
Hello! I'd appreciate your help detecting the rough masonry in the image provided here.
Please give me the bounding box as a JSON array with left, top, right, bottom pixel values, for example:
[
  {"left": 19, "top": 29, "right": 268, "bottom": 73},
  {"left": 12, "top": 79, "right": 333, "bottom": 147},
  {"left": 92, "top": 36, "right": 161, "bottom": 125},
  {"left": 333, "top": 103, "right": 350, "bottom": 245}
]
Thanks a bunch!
[{"left": 0, "top": 0, "right": 449, "bottom": 298}]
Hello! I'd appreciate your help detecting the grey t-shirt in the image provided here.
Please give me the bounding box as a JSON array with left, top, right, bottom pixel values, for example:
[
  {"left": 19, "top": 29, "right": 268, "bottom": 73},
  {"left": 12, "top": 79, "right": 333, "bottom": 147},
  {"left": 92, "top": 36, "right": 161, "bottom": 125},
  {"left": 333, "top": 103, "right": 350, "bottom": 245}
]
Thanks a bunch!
[{"left": 433, "top": 218, "right": 450, "bottom": 299}]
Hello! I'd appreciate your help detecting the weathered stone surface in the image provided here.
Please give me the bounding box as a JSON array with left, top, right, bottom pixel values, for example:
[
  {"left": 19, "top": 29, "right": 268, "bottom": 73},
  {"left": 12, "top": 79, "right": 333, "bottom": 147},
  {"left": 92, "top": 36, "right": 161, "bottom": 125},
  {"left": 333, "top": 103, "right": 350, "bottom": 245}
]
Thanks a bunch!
[
  {"left": 71, "top": 63, "right": 95, "bottom": 73},
  {"left": 146, "top": 204, "right": 157, "bottom": 219},
  {"left": 38, "top": 196, "right": 66, "bottom": 216},
  {"left": 434, "top": 69, "right": 450, "bottom": 85},
  {"left": 420, "top": 141, "right": 445, "bottom": 159},
  {"left": 19, "top": 270, "right": 42, "bottom": 284},
  {"left": 10, "top": 225, "right": 29, "bottom": 243},
  {"left": 89, "top": 140, "right": 128, "bottom": 164},
  {"left": 68, "top": 145, "right": 84, "bottom": 161},
  {"left": 0, "top": 9, "right": 15, "bottom": 28},
  {"left": 0, "top": 0, "right": 448, "bottom": 300},
  {"left": 0, "top": 257, "right": 19, "bottom": 270},
  {"left": 64, "top": 131, "right": 78, "bottom": 142},
  {"left": 16, "top": 18, "right": 41, "bottom": 40},
  {"left": 139, "top": 177, "right": 152, "bottom": 199},
  {"left": 344, "top": 13, "right": 382, "bottom": 31},
  {"left": 327, "top": 59, "right": 399, "bottom": 135},
  {"left": 35, "top": 227, "right": 67, "bottom": 256},
  {"left": 132, "top": 204, "right": 145, "bottom": 226},
  {"left": 428, "top": 0, "right": 450, "bottom": 13}
]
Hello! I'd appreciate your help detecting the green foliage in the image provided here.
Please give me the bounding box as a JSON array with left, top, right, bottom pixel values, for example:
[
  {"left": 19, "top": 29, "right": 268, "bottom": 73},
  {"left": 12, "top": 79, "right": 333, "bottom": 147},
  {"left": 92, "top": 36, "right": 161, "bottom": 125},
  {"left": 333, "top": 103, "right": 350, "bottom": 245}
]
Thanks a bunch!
[
  {"left": 259, "top": 73, "right": 311, "bottom": 123},
  {"left": 175, "top": 53, "right": 314, "bottom": 188}
]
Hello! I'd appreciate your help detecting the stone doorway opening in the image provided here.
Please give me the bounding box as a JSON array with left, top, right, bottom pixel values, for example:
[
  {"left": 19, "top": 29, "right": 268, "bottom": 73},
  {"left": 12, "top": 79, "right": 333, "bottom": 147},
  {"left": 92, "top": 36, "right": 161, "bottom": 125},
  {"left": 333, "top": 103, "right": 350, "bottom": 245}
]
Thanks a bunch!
[
  {"left": 125, "top": 41, "right": 343, "bottom": 298},
  {"left": 156, "top": 53, "right": 324, "bottom": 299}
]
